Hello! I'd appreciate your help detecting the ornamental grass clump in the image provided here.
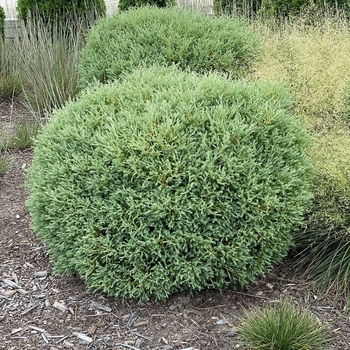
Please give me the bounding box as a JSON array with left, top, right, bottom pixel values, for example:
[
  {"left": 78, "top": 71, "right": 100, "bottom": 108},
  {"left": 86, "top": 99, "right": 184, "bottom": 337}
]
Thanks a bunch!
[
  {"left": 238, "top": 300, "right": 331, "bottom": 350},
  {"left": 251, "top": 17, "right": 350, "bottom": 300},
  {"left": 12, "top": 11, "right": 95, "bottom": 115},
  {"left": 27, "top": 66, "right": 312, "bottom": 301},
  {"left": 294, "top": 117, "right": 350, "bottom": 300},
  {"left": 78, "top": 6, "right": 260, "bottom": 89}
]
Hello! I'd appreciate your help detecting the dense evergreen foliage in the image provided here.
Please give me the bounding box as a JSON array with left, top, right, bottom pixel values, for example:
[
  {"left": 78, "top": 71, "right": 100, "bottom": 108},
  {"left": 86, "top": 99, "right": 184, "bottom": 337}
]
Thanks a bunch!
[
  {"left": 78, "top": 6, "right": 260, "bottom": 89},
  {"left": 27, "top": 66, "right": 312, "bottom": 301},
  {"left": 118, "top": 0, "right": 174, "bottom": 12},
  {"left": 259, "top": 0, "right": 350, "bottom": 17},
  {"left": 214, "top": 0, "right": 261, "bottom": 16},
  {"left": 0, "top": 6, "right": 5, "bottom": 42},
  {"left": 17, "top": 0, "right": 106, "bottom": 24},
  {"left": 213, "top": 0, "right": 350, "bottom": 17}
]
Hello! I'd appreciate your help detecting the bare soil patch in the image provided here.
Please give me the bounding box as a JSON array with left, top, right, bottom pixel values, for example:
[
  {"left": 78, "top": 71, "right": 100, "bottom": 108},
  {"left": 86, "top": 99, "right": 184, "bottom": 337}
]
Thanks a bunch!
[{"left": 1, "top": 101, "right": 349, "bottom": 349}]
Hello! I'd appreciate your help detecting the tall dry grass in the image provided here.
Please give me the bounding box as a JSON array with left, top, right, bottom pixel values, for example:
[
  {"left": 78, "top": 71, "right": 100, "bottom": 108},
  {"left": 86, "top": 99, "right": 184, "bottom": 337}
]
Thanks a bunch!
[
  {"left": 250, "top": 14, "right": 350, "bottom": 301},
  {"left": 251, "top": 16, "right": 350, "bottom": 122},
  {"left": 14, "top": 13, "right": 100, "bottom": 118}
]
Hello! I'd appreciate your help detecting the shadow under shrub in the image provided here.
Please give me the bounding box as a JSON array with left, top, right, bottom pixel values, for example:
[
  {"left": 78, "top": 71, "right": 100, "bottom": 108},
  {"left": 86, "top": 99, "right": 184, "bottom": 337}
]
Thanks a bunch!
[
  {"left": 78, "top": 6, "right": 260, "bottom": 89},
  {"left": 27, "top": 66, "right": 312, "bottom": 301}
]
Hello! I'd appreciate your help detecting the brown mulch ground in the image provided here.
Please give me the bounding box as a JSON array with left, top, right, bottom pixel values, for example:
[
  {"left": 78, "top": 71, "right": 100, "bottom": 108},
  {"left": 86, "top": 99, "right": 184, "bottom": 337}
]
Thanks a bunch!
[{"left": 1, "top": 101, "right": 350, "bottom": 350}]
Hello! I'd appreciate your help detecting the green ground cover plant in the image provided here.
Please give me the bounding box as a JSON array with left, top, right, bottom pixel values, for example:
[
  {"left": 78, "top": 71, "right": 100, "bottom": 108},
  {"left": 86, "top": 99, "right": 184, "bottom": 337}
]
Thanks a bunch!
[
  {"left": 27, "top": 66, "right": 312, "bottom": 301},
  {"left": 78, "top": 6, "right": 260, "bottom": 89},
  {"left": 0, "top": 121, "right": 38, "bottom": 151},
  {"left": 0, "top": 157, "right": 9, "bottom": 176},
  {"left": 238, "top": 299, "right": 330, "bottom": 349},
  {"left": 7, "top": 122, "right": 38, "bottom": 150},
  {"left": 0, "top": 121, "right": 37, "bottom": 176}
]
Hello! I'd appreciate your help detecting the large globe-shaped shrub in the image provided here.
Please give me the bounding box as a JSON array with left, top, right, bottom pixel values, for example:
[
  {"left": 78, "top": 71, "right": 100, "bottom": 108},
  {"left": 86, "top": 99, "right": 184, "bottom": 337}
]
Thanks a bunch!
[
  {"left": 78, "top": 6, "right": 260, "bottom": 89},
  {"left": 27, "top": 66, "right": 312, "bottom": 301}
]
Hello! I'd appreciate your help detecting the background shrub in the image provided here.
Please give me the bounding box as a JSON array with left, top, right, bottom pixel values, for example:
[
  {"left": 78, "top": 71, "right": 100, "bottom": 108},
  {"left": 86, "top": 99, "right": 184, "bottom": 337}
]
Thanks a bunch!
[
  {"left": 78, "top": 6, "right": 260, "bottom": 89},
  {"left": 0, "top": 6, "right": 5, "bottom": 42},
  {"left": 259, "top": 0, "right": 350, "bottom": 18},
  {"left": 27, "top": 66, "right": 312, "bottom": 301},
  {"left": 17, "top": 0, "right": 106, "bottom": 25},
  {"left": 214, "top": 0, "right": 261, "bottom": 17},
  {"left": 118, "top": 0, "right": 174, "bottom": 12}
]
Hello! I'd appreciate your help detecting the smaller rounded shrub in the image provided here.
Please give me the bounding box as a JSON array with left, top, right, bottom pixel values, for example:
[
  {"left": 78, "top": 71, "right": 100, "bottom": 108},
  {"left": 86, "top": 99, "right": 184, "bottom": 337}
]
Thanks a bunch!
[
  {"left": 17, "top": 0, "right": 106, "bottom": 24},
  {"left": 119, "top": 0, "right": 174, "bottom": 12},
  {"left": 238, "top": 300, "right": 331, "bottom": 350},
  {"left": 27, "top": 66, "right": 312, "bottom": 301},
  {"left": 0, "top": 6, "right": 5, "bottom": 42},
  {"left": 78, "top": 6, "right": 260, "bottom": 89}
]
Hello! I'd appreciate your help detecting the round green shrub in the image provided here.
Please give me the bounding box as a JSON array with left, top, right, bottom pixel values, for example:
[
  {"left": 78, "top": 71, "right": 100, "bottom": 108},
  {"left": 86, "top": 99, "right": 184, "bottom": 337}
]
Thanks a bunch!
[
  {"left": 119, "top": 0, "right": 174, "bottom": 12},
  {"left": 78, "top": 6, "right": 261, "bottom": 89},
  {"left": 0, "top": 6, "right": 5, "bottom": 42},
  {"left": 27, "top": 66, "right": 312, "bottom": 301},
  {"left": 17, "top": 0, "right": 106, "bottom": 24}
]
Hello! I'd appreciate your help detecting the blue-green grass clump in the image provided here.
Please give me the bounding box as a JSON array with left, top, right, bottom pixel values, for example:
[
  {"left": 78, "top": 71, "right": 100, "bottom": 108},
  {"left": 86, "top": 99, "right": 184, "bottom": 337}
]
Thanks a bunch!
[
  {"left": 27, "top": 66, "right": 312, "bottom": 301},
  {"left": 238, "top": 300, "right": 331, "bottom": 350},
  {"left": 78, "top": 6, "right": 260, "bottom": 89}
]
